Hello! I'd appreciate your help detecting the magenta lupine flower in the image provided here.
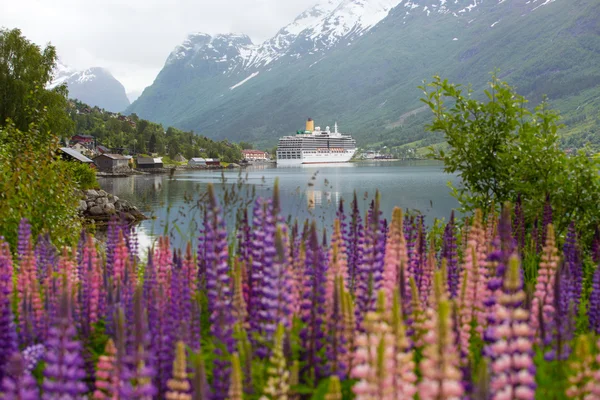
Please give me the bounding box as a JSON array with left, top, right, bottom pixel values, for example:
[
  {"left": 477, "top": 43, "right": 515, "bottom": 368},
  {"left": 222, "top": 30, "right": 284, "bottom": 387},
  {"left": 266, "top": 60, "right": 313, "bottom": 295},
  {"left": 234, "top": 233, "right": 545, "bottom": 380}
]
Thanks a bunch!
[
  {"left": 42, "top": 289, "right": 88, "bottom": 399},
  {"left": 382, "top": 208, "right": 408, "bottom": 311},
  {"left": 204, "top": 184, "right": 235, "bottom": 400},
  {"left": 488, "top": 256, "right": 536, "bottom": 400},
  {"left": 80, "top": 234, "right": 102, "bottom": 333},
  {"left": 0, "top": 240, "right": 18, "bottom": 381},
  {"left": 300, "top": 222, "right": 328, "bottom": 383},
  {"left": 530, "top": 224, "right": 559, "bottom": 343},
  {"left": 442, "top": 211, "right": 459, "bottom": 299},
  {"left": 1, "top": 352, "right": 40, "bottom": 400},
  {"left": 418, "top": 299, "right": 464, "bottom": 400}
]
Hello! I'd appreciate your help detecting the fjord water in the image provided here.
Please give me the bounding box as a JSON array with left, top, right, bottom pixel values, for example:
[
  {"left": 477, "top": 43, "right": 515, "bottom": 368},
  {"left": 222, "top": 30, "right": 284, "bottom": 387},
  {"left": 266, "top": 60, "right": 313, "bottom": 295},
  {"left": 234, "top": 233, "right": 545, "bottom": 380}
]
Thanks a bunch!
[{"left": 98, "top": 160, "right": 459, "bottom": 250}]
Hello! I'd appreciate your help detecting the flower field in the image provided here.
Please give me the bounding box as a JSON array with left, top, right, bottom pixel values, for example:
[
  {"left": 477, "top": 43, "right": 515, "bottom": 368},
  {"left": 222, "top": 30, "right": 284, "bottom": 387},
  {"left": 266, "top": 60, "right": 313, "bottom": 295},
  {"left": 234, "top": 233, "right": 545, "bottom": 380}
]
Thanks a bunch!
[{"left": 1, "top": 183, "right": 600, "bottom": 400}]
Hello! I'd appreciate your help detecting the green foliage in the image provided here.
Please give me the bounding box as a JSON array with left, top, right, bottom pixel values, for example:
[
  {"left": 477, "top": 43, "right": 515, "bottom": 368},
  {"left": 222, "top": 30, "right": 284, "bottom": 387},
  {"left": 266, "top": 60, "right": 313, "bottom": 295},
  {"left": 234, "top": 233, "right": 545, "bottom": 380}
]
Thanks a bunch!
[
  {"left": 0, "top": 29, "right": 81, "bottom": 249},
  {"left": 421, "top": 74, "right": 600, "bottom": 240},
  {"left": 70, "top": 100, "right": 243, "bottom": 162},
  {"left": 0, "top": 28, "right": 74, "bottom": 142},
  {"left": 64, "top": 161, "right": 99, "bottom": 190}
]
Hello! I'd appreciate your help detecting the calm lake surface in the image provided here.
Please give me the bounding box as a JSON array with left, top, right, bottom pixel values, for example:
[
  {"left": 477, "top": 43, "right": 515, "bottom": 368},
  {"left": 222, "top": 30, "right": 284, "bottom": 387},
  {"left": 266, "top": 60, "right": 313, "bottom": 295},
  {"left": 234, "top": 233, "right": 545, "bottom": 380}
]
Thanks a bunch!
[{"left": 98, "top": 160, "right": 460, "bottom": 251}]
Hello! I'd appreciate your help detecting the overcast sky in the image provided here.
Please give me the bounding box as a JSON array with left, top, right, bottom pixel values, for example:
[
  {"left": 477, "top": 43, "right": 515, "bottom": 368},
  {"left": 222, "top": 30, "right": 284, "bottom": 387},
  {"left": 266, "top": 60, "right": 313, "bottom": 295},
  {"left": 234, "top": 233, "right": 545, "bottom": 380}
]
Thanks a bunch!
[{"left": 1, "top": 0, "right": 318, "bottom": 98}]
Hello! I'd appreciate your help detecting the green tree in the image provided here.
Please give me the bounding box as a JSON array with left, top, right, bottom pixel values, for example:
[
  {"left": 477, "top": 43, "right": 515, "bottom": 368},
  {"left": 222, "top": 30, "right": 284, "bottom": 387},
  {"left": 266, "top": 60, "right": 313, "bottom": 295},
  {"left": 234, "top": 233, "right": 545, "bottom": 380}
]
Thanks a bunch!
[
  {"left": 0, "top": 29, "right": 80, "bottom": 249},
  {"left": 148, "top": 132, "right": 157, "bottom": 153},
  {"left": 421, "top": 74, "right": 600, "bottom": 239},
  {"left": 239, "top": 141, "right": 253, "bottom": 150},
  {"left": 0, "top": 28, "right": 73, "bottom": 143}
]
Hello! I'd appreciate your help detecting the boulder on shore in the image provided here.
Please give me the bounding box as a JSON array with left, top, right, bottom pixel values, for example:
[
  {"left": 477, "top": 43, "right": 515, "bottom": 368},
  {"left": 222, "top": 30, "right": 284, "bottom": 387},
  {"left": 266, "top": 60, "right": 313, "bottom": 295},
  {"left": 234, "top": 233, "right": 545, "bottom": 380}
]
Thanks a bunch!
[{"left": 77, "top": 189, "right": 147, "bottom": 224}]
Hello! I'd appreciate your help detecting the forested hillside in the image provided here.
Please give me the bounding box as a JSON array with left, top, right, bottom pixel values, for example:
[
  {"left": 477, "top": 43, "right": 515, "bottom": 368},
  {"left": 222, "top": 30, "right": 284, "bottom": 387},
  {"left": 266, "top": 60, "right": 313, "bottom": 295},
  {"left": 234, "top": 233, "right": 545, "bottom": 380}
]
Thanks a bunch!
[{"left": 68, "top": 100, "right": 243, "bottom": 162}]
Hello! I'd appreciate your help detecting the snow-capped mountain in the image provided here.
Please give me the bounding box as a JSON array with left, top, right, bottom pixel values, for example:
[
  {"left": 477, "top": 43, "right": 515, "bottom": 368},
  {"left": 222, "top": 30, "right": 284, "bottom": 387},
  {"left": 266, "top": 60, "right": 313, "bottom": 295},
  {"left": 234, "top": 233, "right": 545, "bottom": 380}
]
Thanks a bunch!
[
  {"left": 129, "top": 0, "right": 598, "bottom": 148},
  {"left": 49, "top": 63, "right": 130, "bottom": 112}
]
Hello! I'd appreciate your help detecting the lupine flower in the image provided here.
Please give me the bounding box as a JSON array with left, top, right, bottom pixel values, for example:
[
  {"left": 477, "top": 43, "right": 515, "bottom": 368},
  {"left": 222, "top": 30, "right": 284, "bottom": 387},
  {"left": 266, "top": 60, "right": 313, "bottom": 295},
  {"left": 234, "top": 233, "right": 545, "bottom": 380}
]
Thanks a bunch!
[
  {"left": 261, "top": 323, "right": 290, "bottom": 399},
  {"left": 22, "top": 344, "right": 45, "bottom": 372},
  {"left": 326, "top": 219, "right": 349, "bottom": 318},
  {"left": 191, "top": 352, "right": 210, "bottom": 400},
  {"left": 351, "top": 292, "right": 395, "bottom": 399},
  {"left": 232, "top": 259, "right": 248, "bottom": 327},
  {"left": 42, "top": 288, "right": 88, "bottom": 399},
  {"left": 389, "top": 291, "right": 417, "bottom": 399},
  {"left": 418, "top": 299, "right": 464, "bottom": 400},
  {"left": 0, "top": 238, "right": 17, "bottom": 382},
  {"left": 589, "top": 265, "right": 600, "bottom": 334},
  {"left": 228, "top": 353, "right": 243, "bottom": 400},
  {"left": 563, "top": 222, "right": 582, "bottom": 310},
  {"left": 300, "top": 222, "right": 328, "bottom": 383},
  {"left": 0, "top": 352, "right": 40, "bottom": 400},
  {"left": 325, "top": 376, "right": 342, "bottom": 400},
  {"left": 382, "top": 208, "right": 408, "bottom": 308},
  {"left": 326, "top": 276, "right": 348, "bottom": 380},
  {"left": 166, "top": 341, "right": 191, "bottom": 400},
  {"left": 346, "top": 191, "right": 364, "bottom": 293},
  {"left": 566, "top": 335, "right": 594, "bottom": 399},
  {"left": 488, "top": 256, "right": 536, "bottom": 400},
  {"left": 204, "top": 184, "right": 235, "bottom": 400},
  {"left": 93, "top": 339, "right": 119, "bottom": 400},
  {"left": 442, "top": 211, "right": 459, "bottom": 298},
  {"left": 531, "top": 224, "right": 559, "bottom": 343}
]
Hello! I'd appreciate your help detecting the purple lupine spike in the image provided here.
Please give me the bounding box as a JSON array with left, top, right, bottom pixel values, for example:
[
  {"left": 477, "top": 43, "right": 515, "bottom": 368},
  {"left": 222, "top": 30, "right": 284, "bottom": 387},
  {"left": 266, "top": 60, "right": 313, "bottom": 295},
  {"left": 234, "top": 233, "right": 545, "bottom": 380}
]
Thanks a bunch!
[
  {"left": 22, "top": 344, "right": 45, "bottom": 372},
  {"left": 543, "top": 264, "right": 574, "bottom": 361},
  {"left": 120, "top": 287, "right": 157, "bottom": 399},
  {"left": 0, "top": 284, "right": 18, "bottom": 382},
  {"left": 247, "top": 197, "right": 275, "bottom": 357},
  {"left": 197, "top": 207, "right": 208, "bottom": 293},
  {"left": 300, "top": 222, "right": 328, "bottom": 384},
  {"left": 1, "top": 352, "right": 40, "bottom": 400},
  {"left": 35, "top": 233, "right": 57, "bottom": 285},
  {"left": 589, "top": 265, "right": 600, "bottom": 334},
  {"left": 442, "top": 211, "right": 459, "bottom": 298},
  {"left": 346, "top": 191, "right": 364, "bottom": 293},
  {"left": 513, "top": 194, "right": 525, "bottom": 253},
  {"left": 563, "top": 222, "right": 582, "bottom": 311},
  {"left": 42, "top": 287, "right": 88, "bottom": 399},
  {"left": 353, "top": 192, "right": 385, "bottom": 329},
  {"left": 256, "top": 225, "right": 292, "bottom": 360},
  {"left": 204, "top": 184, "right": 235, "bottom": 400}
]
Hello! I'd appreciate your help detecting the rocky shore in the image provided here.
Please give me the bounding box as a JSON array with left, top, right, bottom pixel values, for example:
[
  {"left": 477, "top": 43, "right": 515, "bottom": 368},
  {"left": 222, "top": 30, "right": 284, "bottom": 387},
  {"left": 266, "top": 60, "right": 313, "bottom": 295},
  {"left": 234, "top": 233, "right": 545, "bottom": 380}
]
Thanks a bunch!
[{"left": 77, "top": 189, "right": 147, "bottom": 224}]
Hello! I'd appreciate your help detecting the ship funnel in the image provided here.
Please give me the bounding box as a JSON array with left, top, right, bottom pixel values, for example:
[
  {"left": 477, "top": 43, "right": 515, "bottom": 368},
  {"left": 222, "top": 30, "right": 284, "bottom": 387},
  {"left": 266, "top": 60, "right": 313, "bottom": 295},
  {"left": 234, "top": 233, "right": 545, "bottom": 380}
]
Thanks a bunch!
[{"left": 306, "top": 118, "right": 314, "bottom": 132}]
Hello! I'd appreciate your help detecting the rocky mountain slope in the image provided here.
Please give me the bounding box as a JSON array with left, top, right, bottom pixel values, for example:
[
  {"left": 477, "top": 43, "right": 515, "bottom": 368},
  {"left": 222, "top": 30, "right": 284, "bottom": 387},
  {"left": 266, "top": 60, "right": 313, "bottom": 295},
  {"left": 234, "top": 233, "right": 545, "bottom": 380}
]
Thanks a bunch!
[
  {"left": 128, "top": 0, "right": 600, "bottom": 149},
  {"left": 50, "top": 63, "right": 130, "bottom": 112}
]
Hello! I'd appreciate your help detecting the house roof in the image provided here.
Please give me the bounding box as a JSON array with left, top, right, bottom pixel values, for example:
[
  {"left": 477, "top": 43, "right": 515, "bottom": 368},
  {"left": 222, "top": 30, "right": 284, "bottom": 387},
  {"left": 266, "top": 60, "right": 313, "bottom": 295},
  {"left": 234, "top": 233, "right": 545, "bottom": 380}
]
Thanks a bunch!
[
  {"left": 72, "top": 134, "right": 94, "bottom": 139},
  {"left": 94, "top": 153, "right": 128, "bottom": 160},
  {"left": 242, "top": 149, "right": 267, "bottom": 155},
  {"left": 189, "top": 158, "right": 206, "bottom": 162},
  {"left": 97, "top": 145, "right": 110, "bottom": 153},
  {"left": 59, "top": 147, "right": 94, "bottom": 163},
  {"left": 137, "top": 157, "right": 163, "bottom": 164}
]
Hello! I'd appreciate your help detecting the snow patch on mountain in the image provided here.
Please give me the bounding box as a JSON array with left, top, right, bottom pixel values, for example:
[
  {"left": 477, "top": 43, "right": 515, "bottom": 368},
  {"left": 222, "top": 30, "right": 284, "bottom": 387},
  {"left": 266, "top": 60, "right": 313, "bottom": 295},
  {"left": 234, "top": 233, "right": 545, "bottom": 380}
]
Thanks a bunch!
[{"left": 230, "top": 71, "right": 259, "bottom": 90}]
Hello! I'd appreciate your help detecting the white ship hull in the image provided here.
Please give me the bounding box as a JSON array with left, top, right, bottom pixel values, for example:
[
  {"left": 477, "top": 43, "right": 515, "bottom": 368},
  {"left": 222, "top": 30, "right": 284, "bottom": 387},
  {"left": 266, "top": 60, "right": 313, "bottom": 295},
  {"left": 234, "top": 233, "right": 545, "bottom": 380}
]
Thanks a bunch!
[{"left": 277, "top": 149, "right": 356, "bottom": 165}]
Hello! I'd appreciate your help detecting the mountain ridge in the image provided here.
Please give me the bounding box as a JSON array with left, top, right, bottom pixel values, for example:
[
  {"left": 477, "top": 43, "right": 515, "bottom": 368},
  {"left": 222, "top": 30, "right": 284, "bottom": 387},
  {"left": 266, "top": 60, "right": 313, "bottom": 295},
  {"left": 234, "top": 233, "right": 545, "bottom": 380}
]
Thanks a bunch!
[{"left": 128, "top": 0, "right": 600, "bottom": 150}]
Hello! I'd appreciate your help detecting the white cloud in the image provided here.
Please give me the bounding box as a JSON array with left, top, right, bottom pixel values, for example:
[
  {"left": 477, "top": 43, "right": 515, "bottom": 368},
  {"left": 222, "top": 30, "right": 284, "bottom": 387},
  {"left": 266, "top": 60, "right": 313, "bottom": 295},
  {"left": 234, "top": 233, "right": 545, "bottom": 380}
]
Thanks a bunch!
[{"left": 0, "top": 0, "right": 318, "bottom": 92}]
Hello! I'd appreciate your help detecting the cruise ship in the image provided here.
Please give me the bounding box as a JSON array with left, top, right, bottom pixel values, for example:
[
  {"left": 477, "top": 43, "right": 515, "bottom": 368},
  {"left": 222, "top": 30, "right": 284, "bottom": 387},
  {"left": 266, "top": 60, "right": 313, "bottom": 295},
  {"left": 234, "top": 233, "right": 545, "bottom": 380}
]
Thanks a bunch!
[{"left": 276, "top": 118, "right": 357, "bottom": 165}]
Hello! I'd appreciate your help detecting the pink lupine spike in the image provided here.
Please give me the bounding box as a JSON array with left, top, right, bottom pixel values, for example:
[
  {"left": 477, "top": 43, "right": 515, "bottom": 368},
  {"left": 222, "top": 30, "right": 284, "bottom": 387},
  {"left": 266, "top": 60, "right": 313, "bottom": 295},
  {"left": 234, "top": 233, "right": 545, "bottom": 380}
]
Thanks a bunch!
[
  {"left": 326, "top": 219, "right": 349, "bottom": 318},
  {"left": 112, "top": 230, "right": 129, "bottom": 288},
  {"left": 83, "top": 234, "right": 102, "bottom": 328},
  {"left": 351, "top": 291, "right": 395, "bottom": 399},
  {"left": 530, "top": 224, "right": 559, "bottom": 343},
  {"left": 418, "top": 299, "right": 464, "bottom": 400},
  {"left": 458, "top": 211, "right": 489, "bottom": 363},
  {"left": 586, "top": 338, "right": 600, "bottom": 398},
  {"left": 566, "top": 335, "right": 594, "bottom": 399},
  {"left": 389, "top": 291, "right": 417, "bottom": 399},
  {"left": 409, "top": 277, "right": 427, "bottom": 349},
  {"left": 183, "top": 242, "right": 198, "bottom": 294},
  {"left": 93, "top": 339, "right": 119, "bottom": 400},
  {"left": 489, "top": 256, "right": 536, "bottom": 400},
  {"left": 17, "top": 233, "right": 45, "bottom": 344},
  {"left": 382, "top": 208, "right": 408, "bottom": 309},
  {"left": 155, "top": 236, "right": 173, "bottom": 293}
]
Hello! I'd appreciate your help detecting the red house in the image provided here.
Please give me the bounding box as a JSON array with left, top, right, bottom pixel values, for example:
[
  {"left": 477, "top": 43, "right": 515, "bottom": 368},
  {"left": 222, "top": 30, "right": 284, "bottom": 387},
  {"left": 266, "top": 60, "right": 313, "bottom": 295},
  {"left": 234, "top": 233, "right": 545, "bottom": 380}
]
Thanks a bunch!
[{"left": 71, "top": 134, "right": 94, "bottom": 144}]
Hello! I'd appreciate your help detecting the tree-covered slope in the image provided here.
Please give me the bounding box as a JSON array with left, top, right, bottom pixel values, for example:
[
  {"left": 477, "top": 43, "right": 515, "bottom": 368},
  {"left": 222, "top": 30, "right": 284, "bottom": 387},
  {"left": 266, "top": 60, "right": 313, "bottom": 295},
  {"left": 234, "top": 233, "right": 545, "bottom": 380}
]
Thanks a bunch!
[{"left": 129, "top": 0, "right": 600, "bottom": 149}]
